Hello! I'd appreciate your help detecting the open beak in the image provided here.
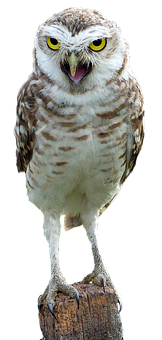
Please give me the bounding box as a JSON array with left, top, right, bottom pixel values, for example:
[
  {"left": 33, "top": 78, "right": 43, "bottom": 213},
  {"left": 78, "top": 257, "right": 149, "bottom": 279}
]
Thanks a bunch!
[
  {"left": 61, "top": 52, "right": 92, "bottom": 89},
  {"left": 69, "top": 53, "right": 78, "bottom": 77}
]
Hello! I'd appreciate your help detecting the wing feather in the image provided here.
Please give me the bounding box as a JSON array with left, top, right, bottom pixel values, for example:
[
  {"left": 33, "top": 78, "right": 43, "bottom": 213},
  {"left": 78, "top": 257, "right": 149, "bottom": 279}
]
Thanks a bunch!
[
  {"left": 14, "top": 74, "right": 38, "bottom": 172},
  {"left": 120, "top": 109, "right": 145, "bottom": 184}
]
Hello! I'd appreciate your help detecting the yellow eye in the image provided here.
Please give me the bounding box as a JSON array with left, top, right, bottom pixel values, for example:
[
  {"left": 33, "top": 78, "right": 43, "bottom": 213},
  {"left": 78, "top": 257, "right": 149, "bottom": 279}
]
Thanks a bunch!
[
  {"left": 89, "top": 38, "right": 106, "bottom": 52},
  {"left": 47, "top": 37, "right": 60, "bottom": 50}
]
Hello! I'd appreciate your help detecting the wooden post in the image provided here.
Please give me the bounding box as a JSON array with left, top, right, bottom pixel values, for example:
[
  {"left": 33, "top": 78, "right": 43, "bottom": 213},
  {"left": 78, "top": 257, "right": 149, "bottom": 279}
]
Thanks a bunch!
[{"left": 38, "top": 282, "right": 123, "bottom": 340}]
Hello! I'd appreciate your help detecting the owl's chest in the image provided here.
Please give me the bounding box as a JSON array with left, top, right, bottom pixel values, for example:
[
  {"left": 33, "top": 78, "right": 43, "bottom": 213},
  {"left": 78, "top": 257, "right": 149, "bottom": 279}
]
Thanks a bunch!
[{"left": 32, "top": 104, "right": 127, "bottom": 183}]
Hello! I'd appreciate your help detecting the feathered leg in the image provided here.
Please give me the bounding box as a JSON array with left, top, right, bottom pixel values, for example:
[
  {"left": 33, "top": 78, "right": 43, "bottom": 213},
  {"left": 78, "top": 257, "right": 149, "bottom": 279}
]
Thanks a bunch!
[
  {"left": 38, "top": 212, "right": 79, "bottom": 317},
  {"left": 83, "top": 212, "right": 114, "bottom": 289}
]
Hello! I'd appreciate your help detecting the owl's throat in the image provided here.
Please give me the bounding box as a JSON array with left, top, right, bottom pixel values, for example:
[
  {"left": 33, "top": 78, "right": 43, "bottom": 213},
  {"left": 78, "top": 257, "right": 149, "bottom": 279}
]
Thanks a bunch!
[{"left": 61, "top": 61, "right": 92, "bottom": 88}]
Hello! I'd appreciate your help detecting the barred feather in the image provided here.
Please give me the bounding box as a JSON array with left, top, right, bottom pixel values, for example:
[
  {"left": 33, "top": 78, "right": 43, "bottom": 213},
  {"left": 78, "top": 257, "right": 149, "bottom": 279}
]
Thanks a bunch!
[{"left": 15, "top": 7, "right": 144, "bottom": 223}]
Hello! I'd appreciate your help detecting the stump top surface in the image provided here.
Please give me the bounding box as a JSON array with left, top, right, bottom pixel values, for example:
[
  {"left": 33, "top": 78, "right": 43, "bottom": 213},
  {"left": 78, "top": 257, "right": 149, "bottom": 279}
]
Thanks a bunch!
[{"left": 39, "top": 282, "right": 123, "bottom": 340}]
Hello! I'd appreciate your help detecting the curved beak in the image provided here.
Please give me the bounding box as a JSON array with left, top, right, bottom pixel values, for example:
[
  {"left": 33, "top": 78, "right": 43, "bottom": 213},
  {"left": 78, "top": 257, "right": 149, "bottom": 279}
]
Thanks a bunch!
[
  {"left": 69, "top": 52, "right": 78, "bottom": 77},
  {"left": 61, "top": 52, "right": 92, "bottom": 89}
]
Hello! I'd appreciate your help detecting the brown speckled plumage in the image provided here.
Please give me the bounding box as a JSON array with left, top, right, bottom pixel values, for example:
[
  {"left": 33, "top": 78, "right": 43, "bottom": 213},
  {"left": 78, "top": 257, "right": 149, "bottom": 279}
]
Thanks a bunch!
[{"left": 15, "top": 7, "right": 144, "bottom": 315}]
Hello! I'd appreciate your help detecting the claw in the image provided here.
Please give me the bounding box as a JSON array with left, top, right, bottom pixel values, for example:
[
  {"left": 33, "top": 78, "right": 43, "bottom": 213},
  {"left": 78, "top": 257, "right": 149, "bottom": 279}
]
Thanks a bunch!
[
  {"left": 118, "top": 298, "right": 122, "bottom": 313},
  {"left": 74, "top": 291, "right": 79, "bottom": 309},
  {"left": 38, "top": 303, "right": 44, "bottom": 316},
  {"left": 100, "top": 277, "right": 105, "bottom": 292},
  {"left": 47, "top": 303, "right": 57, "bottom": 319}
]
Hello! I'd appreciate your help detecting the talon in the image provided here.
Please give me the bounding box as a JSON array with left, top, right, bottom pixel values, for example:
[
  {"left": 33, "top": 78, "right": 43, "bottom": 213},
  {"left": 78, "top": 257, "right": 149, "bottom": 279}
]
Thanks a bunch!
[
  {"left": 100, "top": 277, "right": 105, "bottom": 292},
  {"left": 74, "top": 291, "right": 79, "bottom": 309},
  {"left": 47, "top": 303, "right": 57, "bottom": 319},
  {"left": 38, "top": 303, "right": 44, "bottom": 316},
  {"left": 118, "top": 297, "right": 123, "bottom": 312}
]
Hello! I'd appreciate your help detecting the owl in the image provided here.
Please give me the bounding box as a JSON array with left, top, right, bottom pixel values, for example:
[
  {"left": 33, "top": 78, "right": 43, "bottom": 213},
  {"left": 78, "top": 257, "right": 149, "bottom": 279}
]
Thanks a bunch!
[{"left": 15, "top": 7, "right": 144, "bottom": 317}]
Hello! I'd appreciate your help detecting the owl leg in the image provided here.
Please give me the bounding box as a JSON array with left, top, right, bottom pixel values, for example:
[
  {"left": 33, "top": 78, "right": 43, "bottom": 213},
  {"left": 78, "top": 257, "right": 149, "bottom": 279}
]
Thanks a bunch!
[
  {"left": 38, "top": 212, "right": 79, "bottom": 317},
  {"left": 82, "top": 208, "right": 121, "bottom": 311}
]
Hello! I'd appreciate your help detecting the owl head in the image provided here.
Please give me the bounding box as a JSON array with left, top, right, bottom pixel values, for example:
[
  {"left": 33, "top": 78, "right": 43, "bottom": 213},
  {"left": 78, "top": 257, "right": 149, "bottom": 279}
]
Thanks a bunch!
[{"left": 34, "top": 8, "right": 128, "bottom": 92}]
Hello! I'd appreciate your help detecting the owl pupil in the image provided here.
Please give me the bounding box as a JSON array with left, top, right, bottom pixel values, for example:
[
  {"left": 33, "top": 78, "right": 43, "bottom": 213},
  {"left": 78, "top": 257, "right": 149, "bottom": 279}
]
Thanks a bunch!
[
  {"left": 93, "top": 39, "right": 102, "bottom": 46},
  {"left": 50, "top": 38, "right": 58, "bottom": 45}
]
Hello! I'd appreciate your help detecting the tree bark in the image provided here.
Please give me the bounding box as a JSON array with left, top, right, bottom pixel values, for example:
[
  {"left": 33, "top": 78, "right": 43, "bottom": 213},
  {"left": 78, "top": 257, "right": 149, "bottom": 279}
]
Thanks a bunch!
[{"left": 39, "top": 282, "right": 123, "bottom": 340}]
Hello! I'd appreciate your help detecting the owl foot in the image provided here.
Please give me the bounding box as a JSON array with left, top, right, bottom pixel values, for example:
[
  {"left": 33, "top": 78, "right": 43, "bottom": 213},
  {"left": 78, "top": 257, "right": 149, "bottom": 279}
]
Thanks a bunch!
[
  {"left": 83, "top": 267, "right": 116, "bottom": 292},
  {"left": 83, "top": 267, "right": 122, "bottom": 312},
  {"left": 38, "top": 277, "right": 79, "bottom": 318}
]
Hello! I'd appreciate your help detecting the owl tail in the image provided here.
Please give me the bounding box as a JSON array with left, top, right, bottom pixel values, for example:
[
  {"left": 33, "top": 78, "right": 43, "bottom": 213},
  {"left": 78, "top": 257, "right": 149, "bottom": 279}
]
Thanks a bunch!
[{"left": 64, "top": 213, "right": 83, "bottom": 231}]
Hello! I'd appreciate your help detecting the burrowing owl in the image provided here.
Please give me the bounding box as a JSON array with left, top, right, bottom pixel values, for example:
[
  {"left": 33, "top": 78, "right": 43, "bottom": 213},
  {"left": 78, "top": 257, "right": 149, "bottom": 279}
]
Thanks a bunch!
[{"left": 15, "top": 7, "right": 144, "bottom": 316}]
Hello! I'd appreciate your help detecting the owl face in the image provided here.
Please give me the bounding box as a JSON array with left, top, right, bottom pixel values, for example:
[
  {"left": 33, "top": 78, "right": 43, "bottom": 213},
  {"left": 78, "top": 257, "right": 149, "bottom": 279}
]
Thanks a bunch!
[{"left": 34, "top": 8, "right": 126, "bottom": 92}]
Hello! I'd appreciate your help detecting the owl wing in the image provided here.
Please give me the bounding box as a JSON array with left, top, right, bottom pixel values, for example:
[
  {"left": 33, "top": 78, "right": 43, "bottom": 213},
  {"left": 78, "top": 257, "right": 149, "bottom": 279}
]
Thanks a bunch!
[
  {"left": 120, "top": 109, "right": 145, "bottom": 184},
  {"left": 100, "top": 89, "right": 146, "bottom": 216},
  {"left": 14, "top": 74, "right": 38, "bottom": 173}
]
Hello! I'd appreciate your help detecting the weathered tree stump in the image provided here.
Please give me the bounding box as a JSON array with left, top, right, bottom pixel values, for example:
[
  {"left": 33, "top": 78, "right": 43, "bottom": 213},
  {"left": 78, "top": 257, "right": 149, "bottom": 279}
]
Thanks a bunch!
[{"left": 39, "top": 282, "right": 123, "bottom": 340}]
